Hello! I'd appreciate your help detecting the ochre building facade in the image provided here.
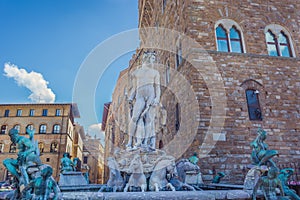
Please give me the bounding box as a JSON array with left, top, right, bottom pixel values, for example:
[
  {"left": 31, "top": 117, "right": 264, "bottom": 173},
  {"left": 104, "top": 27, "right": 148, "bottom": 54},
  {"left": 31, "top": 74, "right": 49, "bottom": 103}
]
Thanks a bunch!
[{"left": 0, "top": 103, "right": 83, "bottom": 181}]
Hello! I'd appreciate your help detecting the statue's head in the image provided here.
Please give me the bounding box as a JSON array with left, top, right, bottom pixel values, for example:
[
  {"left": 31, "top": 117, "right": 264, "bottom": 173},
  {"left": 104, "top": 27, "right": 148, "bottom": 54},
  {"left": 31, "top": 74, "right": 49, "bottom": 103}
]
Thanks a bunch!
[
  {"left": 41, "top": 165, "right": 53, "bottom": 178},
  {"left": 8, "top": 128, "right": 19, "bottom": 142},
  {"left": 218, "top": 172, "right": 226, "bottom": 177},
  {"left": 267, "top": 167, "right": 279, "bottom": 179},
  {"left": 257, "top": 128, "right": 267, "bottom": 140},
  {"left": 63, "top": 152, "right": 70, "bottom": 158},
  {"left": 142, "top": 51, "right": 156, "bottom": 64}
]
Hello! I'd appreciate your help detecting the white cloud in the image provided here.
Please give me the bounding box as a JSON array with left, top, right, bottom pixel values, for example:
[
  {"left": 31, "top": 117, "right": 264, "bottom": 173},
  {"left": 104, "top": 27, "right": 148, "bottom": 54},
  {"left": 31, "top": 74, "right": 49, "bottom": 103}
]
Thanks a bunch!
[
  {"left": 88, "top": 123, "right": 105, "bottom": 146},
  {"left": 4, "top": 63, "right": 55, "bottom": 103}
]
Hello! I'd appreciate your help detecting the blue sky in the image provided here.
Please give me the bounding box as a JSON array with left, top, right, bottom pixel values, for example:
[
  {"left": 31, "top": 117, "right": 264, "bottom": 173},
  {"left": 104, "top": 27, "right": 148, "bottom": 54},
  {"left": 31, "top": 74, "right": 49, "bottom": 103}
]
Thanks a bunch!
[{"left": 0, "top": 0, "right": 139, "bottom": 132}]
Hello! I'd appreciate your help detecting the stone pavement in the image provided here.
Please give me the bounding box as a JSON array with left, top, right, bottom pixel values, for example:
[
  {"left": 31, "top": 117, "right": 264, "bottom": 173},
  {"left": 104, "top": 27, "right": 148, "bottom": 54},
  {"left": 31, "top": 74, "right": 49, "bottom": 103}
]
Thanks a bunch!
[{"left": 62, "top": 190, "right": 253, "bottom": 200}]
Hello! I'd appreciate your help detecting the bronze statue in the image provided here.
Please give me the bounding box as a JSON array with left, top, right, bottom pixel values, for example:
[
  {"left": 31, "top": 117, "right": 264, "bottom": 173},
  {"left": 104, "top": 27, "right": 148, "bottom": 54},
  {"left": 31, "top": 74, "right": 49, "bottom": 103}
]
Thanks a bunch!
[
  {"left": 212, "top": 172, "right": 226, "bottom": 184},
  {"left": 3, "top": 128, "right": 41, "bottom": 185},
  {"left": 23, "top": 165, "right": 59, "bottom": 200},
  {"left": 252, "top": 167, "right": 284, "bottom": 200},
  {"left": 60, "top": 152, "right": 75, "bottom": 173},
  {"left": 2, "top": 128, "right": 59, "bottom": 199},
  {"left": 250, "top": 128, "right": 278, "bottom": 168},
  {"left": 278, "top": 168, "right": 300, "bottom": 200}
]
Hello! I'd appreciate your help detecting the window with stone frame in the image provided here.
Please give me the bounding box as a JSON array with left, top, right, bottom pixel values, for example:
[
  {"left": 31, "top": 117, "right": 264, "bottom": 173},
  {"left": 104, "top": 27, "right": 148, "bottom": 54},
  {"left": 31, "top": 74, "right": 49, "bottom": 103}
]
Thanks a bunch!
[
  {"left": 39, "top": 124, "right": 47, "bottom": 134},
  {"left": 165, "top": 61, "right": 170, "bottom": 84},
  {"left": 42, "top": 109, "right": 48, "bottom": 116},
  {"left": 13, "top": 124, "right": 20, "bottom": 133},
  {"left": 246, "top": 89, "right": 262, "bottom": 121},
  {"left": 83, "top": 156, "right": 88, "bottom": 164},
  {"left": 1, "top": 125, "right": 7, "bottom": 134},
  {"left": 162, "top": 0, "right": 167, "bottom": 13},
  {"left": 216, "top": 25, "right": 229, "bottom": 52},
  {"left": 175, "top": 103, "right": 180, "bottom": 131},
  {"left": 0, "top": 143, "right": 4, "bottom": 153},
  {"left": 26, "top": 124, "right": 34, "bottom": 132},
  {"left": 16, "top": 109, "right": 22, "bottom": 117},
  {"left": 50, "top": 142, "right": 58, "bottom": 152},
  {"left": 265, "top": 24, "right": 294, "bottom": 57},
  {"left": 175, "top": 41, "right": 183, "bottom": 69},
  {"left": 52, "top": 124, "right": 61, "bottom": 134},
  {"left": 215, "top": 19, "right": 245, "bottom": 53},
  {"left": 29, "top": 109, "right": 35, "bottom": 116},
  {"left": 55, "top": 109, "right": 61, "bottom": 116},
  {"left": 9, "top": 143, "right": 16, "bottom": 153},
  {"left": 38, "top": 142, "right": 44, "bottom": 153},
  {"left": 4, "top": 109, "right": 9, "bottom": 117}
]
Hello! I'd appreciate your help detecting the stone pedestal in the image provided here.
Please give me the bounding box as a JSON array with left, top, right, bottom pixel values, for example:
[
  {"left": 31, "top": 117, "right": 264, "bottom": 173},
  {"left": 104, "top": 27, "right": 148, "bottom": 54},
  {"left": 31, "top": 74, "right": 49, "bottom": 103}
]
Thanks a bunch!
[
  {"left": 185, "top": 171, "right": 203, "bottom": 185},
  {"left": 59, "top": 172, "right": 88, "bottom": 186}
]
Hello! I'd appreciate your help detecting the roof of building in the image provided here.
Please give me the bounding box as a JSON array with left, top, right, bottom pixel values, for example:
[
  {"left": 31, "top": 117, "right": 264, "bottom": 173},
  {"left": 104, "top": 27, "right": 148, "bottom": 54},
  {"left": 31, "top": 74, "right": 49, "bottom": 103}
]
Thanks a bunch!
[{"left": 0, "top": 102, "right": 80, "bottom": 118}]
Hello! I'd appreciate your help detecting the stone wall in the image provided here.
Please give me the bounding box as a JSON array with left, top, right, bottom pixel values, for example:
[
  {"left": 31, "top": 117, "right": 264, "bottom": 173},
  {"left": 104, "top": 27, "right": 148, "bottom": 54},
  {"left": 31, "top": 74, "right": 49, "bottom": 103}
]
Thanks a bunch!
[{"left": 104, "top": 0, "right": 300, "bottom": 184}]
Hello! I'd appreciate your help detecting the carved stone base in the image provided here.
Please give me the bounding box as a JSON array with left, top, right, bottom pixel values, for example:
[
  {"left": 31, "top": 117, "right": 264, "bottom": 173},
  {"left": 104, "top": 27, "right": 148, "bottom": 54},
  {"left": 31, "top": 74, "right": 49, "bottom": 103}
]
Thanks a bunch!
[
  {"left": 114, "top": 148, "right": 169, "bottom": 174},
  {"left": 185, "top": 171, "right": 203, "bottom": 185},
  {"left": 59, "top": 172, "right": 88, "bottom": 186},
  {"left": 243, "top": 165, "right": 267, "bottom": 190}
]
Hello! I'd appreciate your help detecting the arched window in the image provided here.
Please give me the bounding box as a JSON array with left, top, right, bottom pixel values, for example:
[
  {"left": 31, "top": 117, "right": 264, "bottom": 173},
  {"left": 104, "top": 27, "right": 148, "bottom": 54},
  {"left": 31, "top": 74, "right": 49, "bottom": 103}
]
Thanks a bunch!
[
  {"left": 246, "top": 89, "right": 262, "bottom": 121},
  {"left": 50, "top": 142, "right": 58, "bottom": 152},
  {"left": 38, "top": 142, "right": 44, "bottom": 153},
  {"left": 215, "top": 19, "right": 245, "bottom": 53},
  {"left": 230, "top": 27, "right": 243, "bottom": 53},
  {"left": 265, "top": 24, "right": 294, "bottom": 57},
  {"left": 26, "top": 124, "right": 34, "bottom": 134},
  {"left": 266, "top": 31, "right": 279, "bottom": 56},
  {"left": 39, "top": 124, "right": 47, "bottom": 134},
  {"left": 0, "top": 143, "right": 4, "bottom": 153},
  {"left": 13, "top": 124, "right": 20, "bottom": 133},
  {"left": 1, "top": 125, "right": 7, "bottom": 134},
  {"left": 53, "top": 125, "right": 61, "bottom": 134},
  {"left": 216, "top": 25, "right": 229, "bottom": 52},
  {"left": 9, "top": 143, "right": 16, "bottom": 153},
  {"left": 278, "top": 32, "right": 292, "bottom": 57}
]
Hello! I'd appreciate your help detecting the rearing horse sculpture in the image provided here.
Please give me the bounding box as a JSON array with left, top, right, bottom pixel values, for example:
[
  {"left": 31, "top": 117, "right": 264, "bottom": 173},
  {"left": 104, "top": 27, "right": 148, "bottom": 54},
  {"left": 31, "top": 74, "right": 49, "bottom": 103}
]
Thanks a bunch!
[
  {"left": 99, "top": 157, "right": 124, "bottom": 192},
  {"left": 124, "top": 154, "right": 147, "bottom": 192},
  {"left": 149, "top": 156, "right": 176, "bottom": 191}
]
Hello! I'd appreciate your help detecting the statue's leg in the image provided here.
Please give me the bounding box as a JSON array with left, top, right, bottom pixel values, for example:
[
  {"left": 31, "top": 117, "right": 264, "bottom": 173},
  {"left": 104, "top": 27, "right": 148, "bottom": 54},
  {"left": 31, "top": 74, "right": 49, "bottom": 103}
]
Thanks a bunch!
[
  {"left": 3, "top": 159, "right": 20, "bottom": 178},
  {"left": 123, "top": 183, "right": 129, "bottom": 192},
  {"left": 144, "top": 106, "right": 156, "bottom": 150},
  {"left": 184, "top": 183, "right": 196, "bottom": 191},
  {"left": 141, "top": 184, "right": 147, "bottom": 192},
  {"left": 167, "top": 183, "right": 176, "bottom": 191},
  {"left": 149, "top": 137, "right": 156, "bottom": 151},
  {"left": 135, "top": 118, "right": 144, "bottom": 147},
  {"left": 127, "top": 99, "right": 145, "bottom": 148}
]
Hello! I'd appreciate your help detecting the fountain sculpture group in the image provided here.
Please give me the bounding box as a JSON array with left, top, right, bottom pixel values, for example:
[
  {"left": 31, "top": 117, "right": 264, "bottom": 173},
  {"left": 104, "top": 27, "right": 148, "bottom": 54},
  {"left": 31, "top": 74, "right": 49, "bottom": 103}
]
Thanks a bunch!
[
  {"left": 2, "top": 51, "right": 300, "bottom": 200},
  {"left": 3, "top": 128, "right": 60, "bottom": 199},
  {"left": 245, "top": 128, "right": 300, "bottom": 200}
]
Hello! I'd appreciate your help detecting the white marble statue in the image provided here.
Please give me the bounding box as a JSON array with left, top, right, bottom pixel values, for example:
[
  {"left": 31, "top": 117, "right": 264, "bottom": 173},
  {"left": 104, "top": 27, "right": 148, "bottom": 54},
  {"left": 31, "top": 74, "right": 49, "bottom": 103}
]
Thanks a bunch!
[{"left": 126, "top": 51, "right": 161, "bottom": 151}]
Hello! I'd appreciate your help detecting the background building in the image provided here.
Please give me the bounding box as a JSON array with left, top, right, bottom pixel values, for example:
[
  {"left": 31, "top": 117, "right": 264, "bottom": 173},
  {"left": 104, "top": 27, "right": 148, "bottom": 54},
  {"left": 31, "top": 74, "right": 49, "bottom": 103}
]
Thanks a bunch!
[
  {"left": 0, "top": 103, "right": 83, "bottom": 181},
  {"left": 104, "top": 0, "right": 300, "bottom": 184},
  {"left": 83, "top": 133, "right": 105, "bottom": 184}
]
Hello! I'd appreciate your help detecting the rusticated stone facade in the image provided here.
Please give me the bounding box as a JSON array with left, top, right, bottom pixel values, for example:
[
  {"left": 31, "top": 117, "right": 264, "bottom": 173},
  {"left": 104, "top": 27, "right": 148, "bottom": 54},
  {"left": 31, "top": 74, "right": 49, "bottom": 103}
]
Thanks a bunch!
[{"left": 104, "top": 0, "right": 300, "bottom": 184}]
